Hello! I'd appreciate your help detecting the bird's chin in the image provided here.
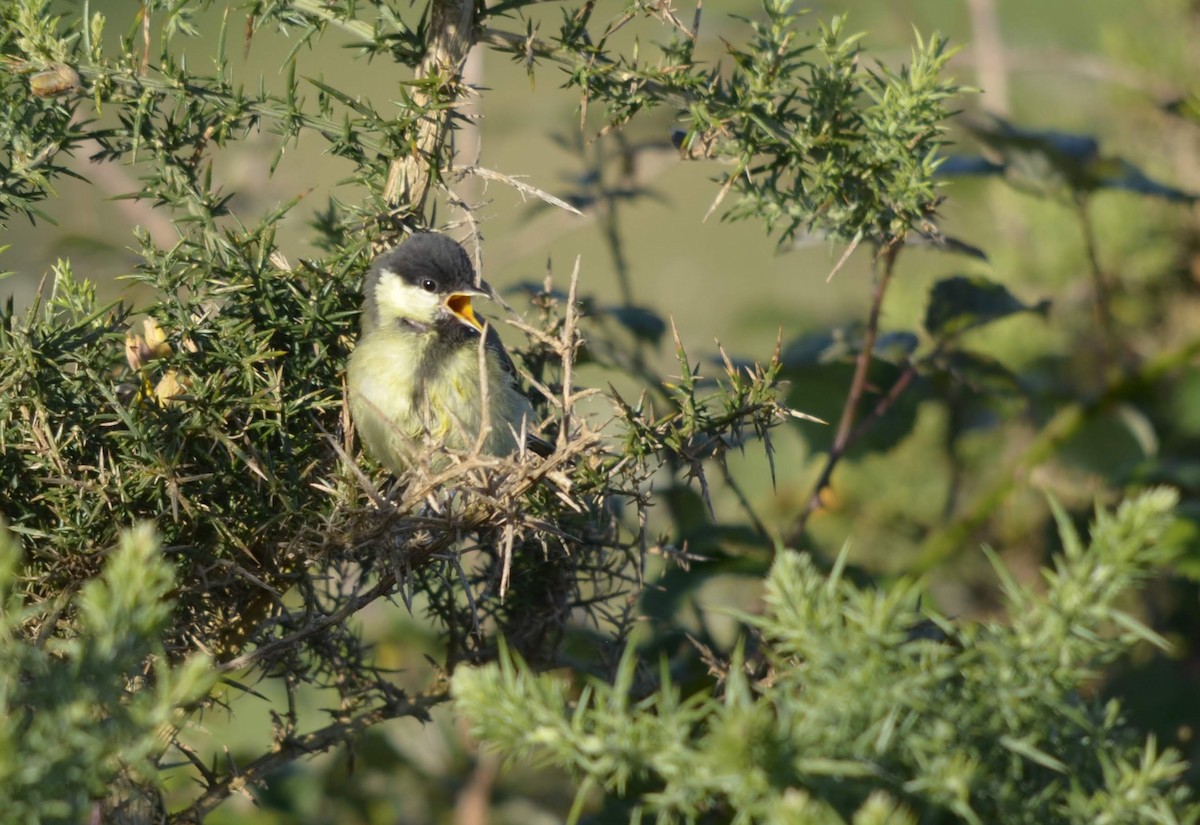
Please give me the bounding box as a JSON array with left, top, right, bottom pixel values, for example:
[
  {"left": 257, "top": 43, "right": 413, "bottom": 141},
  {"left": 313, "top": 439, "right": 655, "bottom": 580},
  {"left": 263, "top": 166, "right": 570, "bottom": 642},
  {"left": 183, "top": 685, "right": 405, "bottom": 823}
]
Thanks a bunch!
[{"left": 438, "top": 309, "right": 482, "bottom": 334}]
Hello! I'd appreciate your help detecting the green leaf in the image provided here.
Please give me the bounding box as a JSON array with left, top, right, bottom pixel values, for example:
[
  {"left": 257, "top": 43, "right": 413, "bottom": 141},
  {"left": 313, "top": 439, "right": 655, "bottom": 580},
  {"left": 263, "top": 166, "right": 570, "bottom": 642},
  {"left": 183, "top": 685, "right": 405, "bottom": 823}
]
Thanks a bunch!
[
  {"left": 999, "top": 735, "right": 1067, "bottom": 773},
  {"left": 782, "top": 327, "right": 917, "bottom": 366},
  {"left": 874, "top": 331, "right": 919, "bottom": 364},
  {"left": 796, "top": 757, "right": 883, "bottom": 778},
  {"left": 924, "top": 275, "right": 1048, "bottom": 338},
  {"left": 931, "top": 349, "right": 1023, "bottom": 396},
  {"left": 952, "top": 116, "right": 1199, "bottom": 201},
  {"left": 1090, "top": 157, "right": 1199, "bottom": 203}
]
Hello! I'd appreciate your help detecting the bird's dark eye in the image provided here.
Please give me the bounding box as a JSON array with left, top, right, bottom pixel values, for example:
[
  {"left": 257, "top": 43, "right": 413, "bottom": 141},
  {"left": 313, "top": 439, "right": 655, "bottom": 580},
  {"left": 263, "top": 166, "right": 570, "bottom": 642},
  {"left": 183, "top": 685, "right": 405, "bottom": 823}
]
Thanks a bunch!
[{"left": 421, "top": 278, "right": 437, "bottom": 293}]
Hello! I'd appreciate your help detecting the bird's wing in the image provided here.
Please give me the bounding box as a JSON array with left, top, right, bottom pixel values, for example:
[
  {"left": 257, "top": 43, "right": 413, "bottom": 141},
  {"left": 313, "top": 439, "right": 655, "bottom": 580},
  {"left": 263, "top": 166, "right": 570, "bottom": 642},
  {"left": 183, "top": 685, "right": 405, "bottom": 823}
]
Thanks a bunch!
[
  {"left": 484, "top": 323, "right": 520, "bottom": 384},
  {"left": 485, "top": 323, "right": 554, "bottom": 457}
]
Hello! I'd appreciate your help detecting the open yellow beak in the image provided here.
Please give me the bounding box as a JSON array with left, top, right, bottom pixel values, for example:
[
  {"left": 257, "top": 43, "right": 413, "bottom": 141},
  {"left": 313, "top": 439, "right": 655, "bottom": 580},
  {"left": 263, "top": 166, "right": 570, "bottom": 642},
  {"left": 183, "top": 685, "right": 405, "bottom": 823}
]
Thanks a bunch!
[{"left": 446, "top": 290, "right": 486, "bottom": 332}]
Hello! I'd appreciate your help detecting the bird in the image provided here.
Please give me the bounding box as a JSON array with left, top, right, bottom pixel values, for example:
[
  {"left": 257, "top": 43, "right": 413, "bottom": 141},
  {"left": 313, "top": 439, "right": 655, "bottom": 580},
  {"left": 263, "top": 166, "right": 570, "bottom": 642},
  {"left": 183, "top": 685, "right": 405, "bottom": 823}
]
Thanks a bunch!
[{"left": 346, "top": 233, "right": 535, "bottom": 474}]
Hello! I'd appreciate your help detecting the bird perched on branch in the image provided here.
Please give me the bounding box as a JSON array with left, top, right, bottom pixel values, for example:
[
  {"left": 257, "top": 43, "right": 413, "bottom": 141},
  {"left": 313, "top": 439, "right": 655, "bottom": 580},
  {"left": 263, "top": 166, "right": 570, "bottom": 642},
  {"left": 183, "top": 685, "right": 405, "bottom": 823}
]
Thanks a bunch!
[{"left": 347, "top": 233, "right": 535, "bottom": 473}]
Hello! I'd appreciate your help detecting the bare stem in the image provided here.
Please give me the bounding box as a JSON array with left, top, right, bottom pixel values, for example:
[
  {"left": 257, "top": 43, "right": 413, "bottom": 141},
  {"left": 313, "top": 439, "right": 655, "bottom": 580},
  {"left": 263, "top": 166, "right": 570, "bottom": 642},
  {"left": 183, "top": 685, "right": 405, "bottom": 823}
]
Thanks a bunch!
[
  {"left": 717, "top": 456, "right": 771, "bottom": 542},
  {"left": 217, "top": 570, "right": 397, "bottom": 674},
  {"left": 847, "top": 358, "right": 920, "bottom": 446},
  {"left": 965, "top": 0, "right": 1009, "bottom": 115},
  {"left": 383, "top": 0, "right": 478, "bottom": 215},
  {"left": 560, "top": 257, "right": 583, "bottom": 448},
  {"left": 789, "top": 241, "right": 902, "bottom": 543},
  {"left": 1075, "top": 196, "right": 1122, "bottom": 372},
  {"left": 172, "top": 684, "right": 449, "bottom": 823}
]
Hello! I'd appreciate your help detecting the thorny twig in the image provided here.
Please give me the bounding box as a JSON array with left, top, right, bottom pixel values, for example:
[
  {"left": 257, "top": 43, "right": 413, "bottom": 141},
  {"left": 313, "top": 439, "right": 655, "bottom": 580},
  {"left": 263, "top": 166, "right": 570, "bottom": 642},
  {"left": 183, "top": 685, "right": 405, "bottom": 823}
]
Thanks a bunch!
[
  {"left": 172, "top": 684, "right": 450, "bottom": 823},
  {"left": 459, "top": 165, "right": 586, "bottom": 217}
]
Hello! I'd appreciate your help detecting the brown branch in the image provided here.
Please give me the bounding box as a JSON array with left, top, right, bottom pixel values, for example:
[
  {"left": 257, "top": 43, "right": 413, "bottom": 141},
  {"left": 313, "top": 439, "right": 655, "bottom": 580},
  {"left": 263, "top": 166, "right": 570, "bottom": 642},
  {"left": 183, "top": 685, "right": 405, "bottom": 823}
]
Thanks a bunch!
[
  {"left": 453, "top": 750, "right": 500, "bottom": 825},
  {"left": 846, "top": 359, "right": 920, "bottom": 446},
  {"left": 1074, "top": 196, "right": 1125, "bottom": 375},
  {"left": 559, "top": 256, "right": 583, "bottom": 447},
  {"left": 171, "top": 684, "right": 450, "bottom": 823},
  {"left": 788, "top": 241, "right": 903, "bottom": 543},
  {"left": 964, "top": 0, "right": 1009, "bottom": 115},
  {"left": 458, "top": 165, "right": 585, "bottom": 216},
  {"left": 383, "top": 0, "right": 478, "bottom": 215},
  {"left": 216, "top": 569, "right": 397, "bottom": 674}
]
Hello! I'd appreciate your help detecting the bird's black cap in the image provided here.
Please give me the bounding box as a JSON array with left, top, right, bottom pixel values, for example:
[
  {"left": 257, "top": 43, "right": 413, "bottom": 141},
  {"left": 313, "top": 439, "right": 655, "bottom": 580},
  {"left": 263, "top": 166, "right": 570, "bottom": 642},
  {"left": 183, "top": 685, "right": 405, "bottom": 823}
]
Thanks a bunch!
[
  {"left": 370, "top": 233, "right": 477, "bottom": 291},
  {"left": 362, "top": 233, "right": 481, "bottom": 329}
]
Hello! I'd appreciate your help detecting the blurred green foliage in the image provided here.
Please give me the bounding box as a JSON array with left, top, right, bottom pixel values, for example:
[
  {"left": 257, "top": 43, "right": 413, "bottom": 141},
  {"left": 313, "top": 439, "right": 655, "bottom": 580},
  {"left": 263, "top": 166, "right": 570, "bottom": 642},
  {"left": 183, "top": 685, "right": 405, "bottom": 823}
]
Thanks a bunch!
[
  {"left": 456, "top": 490, "right": 1196, "bottom": 824},
  {"left": 0, "top": 523, "right": 213, "bottom": 823}
]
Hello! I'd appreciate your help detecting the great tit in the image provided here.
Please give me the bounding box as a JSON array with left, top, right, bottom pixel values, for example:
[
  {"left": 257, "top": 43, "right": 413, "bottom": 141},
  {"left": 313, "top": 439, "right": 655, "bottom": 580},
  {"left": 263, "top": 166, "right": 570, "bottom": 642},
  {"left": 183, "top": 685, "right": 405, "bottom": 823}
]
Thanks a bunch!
[{"left": 347, "top": 233, "right": 535, "bottom": 473}]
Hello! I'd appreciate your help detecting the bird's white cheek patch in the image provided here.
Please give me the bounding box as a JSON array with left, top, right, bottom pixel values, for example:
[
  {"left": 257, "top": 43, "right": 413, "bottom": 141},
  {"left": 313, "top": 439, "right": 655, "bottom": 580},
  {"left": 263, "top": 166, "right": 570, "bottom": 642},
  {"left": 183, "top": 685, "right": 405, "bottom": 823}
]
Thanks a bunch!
[{"left": 375, "top": 271, "right": 441, "bottom": 322}]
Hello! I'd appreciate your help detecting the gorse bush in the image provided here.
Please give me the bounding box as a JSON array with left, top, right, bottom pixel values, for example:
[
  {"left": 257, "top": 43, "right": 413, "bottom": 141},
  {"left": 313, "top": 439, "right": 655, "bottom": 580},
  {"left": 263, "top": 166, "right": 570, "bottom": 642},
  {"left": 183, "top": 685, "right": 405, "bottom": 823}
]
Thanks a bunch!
[
  {"left": 455, "top": 489, "right": 1196, "bottom": 824},
  {"left": 0, "top": 0, "right": 1197, "bottom": 821},
  {"left": 0, "top": 524, "right": 214, "bottom": 824}
]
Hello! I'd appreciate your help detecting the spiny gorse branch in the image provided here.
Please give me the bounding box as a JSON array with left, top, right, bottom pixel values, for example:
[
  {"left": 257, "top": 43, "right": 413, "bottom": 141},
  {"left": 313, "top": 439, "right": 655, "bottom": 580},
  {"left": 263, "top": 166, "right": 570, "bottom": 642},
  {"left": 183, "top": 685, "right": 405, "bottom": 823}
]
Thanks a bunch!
[
  {"left": 454, "top": 488, "right": 1198, "bottom": 825},
  {"left": 0, "top": 523, "right": 214, "bottom": 823}
]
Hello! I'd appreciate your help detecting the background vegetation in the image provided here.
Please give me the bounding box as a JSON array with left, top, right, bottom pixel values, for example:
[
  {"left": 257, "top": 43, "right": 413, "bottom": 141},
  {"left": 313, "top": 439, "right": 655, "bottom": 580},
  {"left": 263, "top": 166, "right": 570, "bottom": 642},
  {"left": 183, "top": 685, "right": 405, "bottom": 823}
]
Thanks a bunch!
[{"left": 2, "top": 0, "right": 1200, "bottom": 822}]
